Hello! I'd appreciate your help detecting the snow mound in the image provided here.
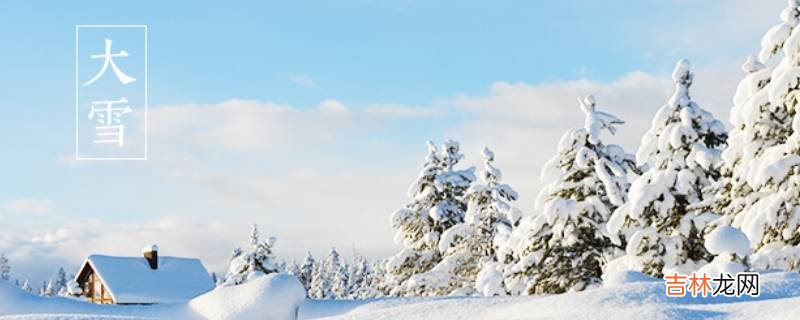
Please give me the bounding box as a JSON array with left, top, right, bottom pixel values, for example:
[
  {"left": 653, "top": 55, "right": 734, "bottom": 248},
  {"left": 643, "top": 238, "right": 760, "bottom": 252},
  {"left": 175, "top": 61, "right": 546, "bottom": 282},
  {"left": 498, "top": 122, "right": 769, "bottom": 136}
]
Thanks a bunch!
[
  {"left": 190, "top": 273, "right": 306, "bottom": 320},
  {"left": 705, "top": 226, "right": 751, "bottom": 256},
  {"left": 602, "top": 270, "right": 657, "bottom": 287}
]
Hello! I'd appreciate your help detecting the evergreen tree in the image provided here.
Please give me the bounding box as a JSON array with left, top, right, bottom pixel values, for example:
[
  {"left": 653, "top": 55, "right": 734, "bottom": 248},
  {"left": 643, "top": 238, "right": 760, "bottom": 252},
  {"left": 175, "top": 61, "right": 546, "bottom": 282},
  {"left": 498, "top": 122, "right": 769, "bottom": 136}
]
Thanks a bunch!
[
  {"left": 347, "top": 255, "right": 374, "bottom": 299},
  {"left": 504, "top": 95, "right": 637, "bottom": 294},
  {"left": 322, "top": 248, "right": 348, "bottom": 299},
  {"left": 607, "top": 59, "right": 727, "bottom": 277},
  {"left": 54, "top": 267, "right": 68, "bottom": 296},
  {"left": 41, "top": 279, "right": 55, "bottom": 297},
  {"left": 285, "top": 259, "right": 300, "bottom": 277},
  {"left": 710, "top": 1, "right": 800, "bottom": 270},
  {"left": 0, "top": 254, "right": 9, "bottom": 281},
  {"left": 407, "top": 147, "right": 521, "bottom": 296},
  {"left": 368, "top": 259, "right": 389, "bottom": 297},
  {"left": 386, "top": 140, "right": 476, "bottom": 296},
  {"left": 714, "top": 0, "right": 800, "bottom": 231},
  {"left": 21, "top": 280, "right": 32, "bottom": 293},
  {"left": 309, "top": 249, "right": 346, "bottom": 299},
  {"left": 308, "top": 262, "right": 330, "bottom": 299},
  {"left": 298, "top": 252, "right": 316, "bottom": 292},
  {"left": 222, "top": 224, "right": 279, "bottom": 286}
]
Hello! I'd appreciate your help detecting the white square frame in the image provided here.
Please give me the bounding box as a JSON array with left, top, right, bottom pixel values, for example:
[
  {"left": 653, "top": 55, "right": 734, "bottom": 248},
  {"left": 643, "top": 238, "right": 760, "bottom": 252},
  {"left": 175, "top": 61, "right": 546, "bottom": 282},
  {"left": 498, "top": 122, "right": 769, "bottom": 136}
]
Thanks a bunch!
[{"left": 75, "top": 24, "right": 148, "bottom": 161}]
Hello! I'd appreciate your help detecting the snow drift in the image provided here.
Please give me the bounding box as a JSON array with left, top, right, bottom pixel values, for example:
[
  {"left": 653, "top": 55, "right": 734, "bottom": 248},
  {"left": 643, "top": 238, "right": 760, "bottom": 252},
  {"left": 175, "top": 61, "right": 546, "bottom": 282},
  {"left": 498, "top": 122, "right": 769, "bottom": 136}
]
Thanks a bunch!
[{"left": 190, "top": 273, "right": 306, "bottom": 320}]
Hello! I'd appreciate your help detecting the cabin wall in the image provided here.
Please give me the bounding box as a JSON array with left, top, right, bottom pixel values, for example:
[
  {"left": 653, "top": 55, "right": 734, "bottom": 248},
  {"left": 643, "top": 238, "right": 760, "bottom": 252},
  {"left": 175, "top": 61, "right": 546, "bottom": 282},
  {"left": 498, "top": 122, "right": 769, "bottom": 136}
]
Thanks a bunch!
[{"left": 82, "top": 271, "right": 114, "bottom": 304}]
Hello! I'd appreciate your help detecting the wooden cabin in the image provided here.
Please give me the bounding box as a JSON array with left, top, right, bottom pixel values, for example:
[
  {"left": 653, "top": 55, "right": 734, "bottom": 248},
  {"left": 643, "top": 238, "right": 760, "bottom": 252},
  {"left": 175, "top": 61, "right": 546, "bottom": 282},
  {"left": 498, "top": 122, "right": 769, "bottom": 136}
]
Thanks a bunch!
[{"left": 74, "top": 245, "right": 215, "bottom": 304}]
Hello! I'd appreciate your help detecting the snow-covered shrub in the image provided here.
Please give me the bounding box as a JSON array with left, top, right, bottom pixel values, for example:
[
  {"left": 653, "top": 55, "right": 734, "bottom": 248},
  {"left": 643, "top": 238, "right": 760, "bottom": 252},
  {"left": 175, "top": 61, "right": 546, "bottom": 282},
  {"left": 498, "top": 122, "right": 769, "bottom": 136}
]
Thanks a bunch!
[
  {"left": 504, "top": 95, "right": 637, "bottom": 295},
  {"left": 386, "top": 140, "right": 476, "bottom": 296},
  {"left": 65, "top": 279, "right": 82, "bottom": 297},
  {"left": 698, "top": 226, "right": 751, "bottom": 277},
  {"left": 607, "top": 59, "right": 727, "bottom": 277},
  {"left": 222, "top": 224, "right": 279, "bottom": 286},
  {"left": 475, "top": 261, "right": 507, "bottom": 296}
]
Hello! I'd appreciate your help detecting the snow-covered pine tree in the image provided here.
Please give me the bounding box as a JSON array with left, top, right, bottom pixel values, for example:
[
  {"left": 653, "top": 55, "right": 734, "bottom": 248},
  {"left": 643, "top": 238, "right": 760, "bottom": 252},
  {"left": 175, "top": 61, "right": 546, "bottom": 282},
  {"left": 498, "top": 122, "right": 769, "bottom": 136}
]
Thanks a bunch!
[
  {"left": 285, "top": 259, "right": 301, "bottom": 278},
  {"left": 368, "top": 259, "right": 390, "bottom": 297},
  {"left": 54, "top": 268, "right": 68, "bottom": 296},
  {"left": 325, "top": 248, "right": 349, "bottom": 299},
  {"left": 275, "top": 261, "right": 287, "bottom": 273},
  {"left": 503, "top": 95, "right": 637, "bottom": 295},
  {"left": 308, "top": 261, "right": 329, "bottom": 299},
  {"left": 309, "top": 248, "right": 344, "bottom": 299},
  {"left": 41, "top": 279, "right": 55, "bottom": 297},
  {"left": 347, "top": 255, "right": 374, "bottom": 299},
  {"left": 0, "top": 254, "right": 9, "bottom": 281},
  {"left": 21, "top": 280, "right": 32, "bottom": 293},
  {"left": 406, "top": 147, "right": 521, "bottom": 296},
  {"left": 298, "top": 252, "right": 316, "bottom": 292},
  {"left": 606, "top": 59, "right": 728, "bottom": 277},
  {"left": 39, "top": 280, "right": 48, "bottom": 296},
  {"left": 386, "top": 140, "right": 476, "bottom": 296},
  {"left": 331, "top": 263, "right": 349, "bottom": 299},
  {"left": 229, "top": 247, "right": 242, "bottom": 263},
  {"left": 705, "top": 1, "right": 800, "bottom": 270},
  {"left": 222, "top": 224, "right": 279, "bottom": 286},
  {"left": 714, "top": 0, "right": 800, "bottom": 228}
]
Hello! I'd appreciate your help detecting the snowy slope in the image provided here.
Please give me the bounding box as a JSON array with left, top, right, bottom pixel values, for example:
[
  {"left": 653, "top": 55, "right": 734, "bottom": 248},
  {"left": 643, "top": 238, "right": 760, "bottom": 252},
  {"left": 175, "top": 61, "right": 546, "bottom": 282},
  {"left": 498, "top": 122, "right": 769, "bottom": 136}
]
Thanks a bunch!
[
  {"left": 299, "top": 272, "right": 800, "bottom": 320},
  {"left": 3, "top": 272, "right": 800, "bottom": 319}
]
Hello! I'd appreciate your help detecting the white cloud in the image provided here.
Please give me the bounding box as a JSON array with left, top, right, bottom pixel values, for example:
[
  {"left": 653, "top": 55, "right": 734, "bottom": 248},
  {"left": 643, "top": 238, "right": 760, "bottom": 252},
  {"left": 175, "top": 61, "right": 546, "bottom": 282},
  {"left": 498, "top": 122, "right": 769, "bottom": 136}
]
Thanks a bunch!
[
  {"left": 147, "top": 99, "right": 353, "bottom": 153},
  {"left": 364, "top": 103, "right": 443, "bottom": 119},
  {"left": 2, "top": 198, "right": 54, "bottom": 216},
  {"left": 288, "top": 73, "right": 317, "bottom": 88},
  {"left": 317, "top": 99, "right": 349, "bottom": 114},
  {"left": 30, "top": 227, "right": 90, "bottom": 245}
]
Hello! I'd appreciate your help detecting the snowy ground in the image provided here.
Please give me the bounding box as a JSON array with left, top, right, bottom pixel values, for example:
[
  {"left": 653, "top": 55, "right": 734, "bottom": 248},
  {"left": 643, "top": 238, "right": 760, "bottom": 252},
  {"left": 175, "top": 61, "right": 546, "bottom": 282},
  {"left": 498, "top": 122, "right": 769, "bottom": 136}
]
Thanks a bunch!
[{"left": 3, "top": 272, "right": 800, "bottom": 319}]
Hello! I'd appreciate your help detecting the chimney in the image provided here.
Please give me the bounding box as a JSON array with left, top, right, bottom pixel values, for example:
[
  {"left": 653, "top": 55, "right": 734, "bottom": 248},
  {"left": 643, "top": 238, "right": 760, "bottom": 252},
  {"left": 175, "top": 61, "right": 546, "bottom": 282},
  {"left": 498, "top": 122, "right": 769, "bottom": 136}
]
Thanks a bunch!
[{"left": 142, "top": 244, "right": 158, "bottom": 270}]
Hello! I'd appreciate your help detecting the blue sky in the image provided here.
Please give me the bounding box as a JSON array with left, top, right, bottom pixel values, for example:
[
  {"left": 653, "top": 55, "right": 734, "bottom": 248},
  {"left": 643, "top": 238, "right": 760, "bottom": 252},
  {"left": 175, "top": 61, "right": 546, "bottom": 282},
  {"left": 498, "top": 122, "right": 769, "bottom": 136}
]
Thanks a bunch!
[{"left": 0, "top": 1, "right": 787, "bottom": 284}]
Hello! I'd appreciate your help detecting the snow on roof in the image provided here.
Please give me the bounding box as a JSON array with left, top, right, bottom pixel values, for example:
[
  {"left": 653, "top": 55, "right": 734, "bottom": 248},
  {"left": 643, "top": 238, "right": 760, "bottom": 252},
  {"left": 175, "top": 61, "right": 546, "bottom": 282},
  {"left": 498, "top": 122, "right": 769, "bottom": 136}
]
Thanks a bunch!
[{"left": 79, "top": 254, "right": 214, "bottom": 304}]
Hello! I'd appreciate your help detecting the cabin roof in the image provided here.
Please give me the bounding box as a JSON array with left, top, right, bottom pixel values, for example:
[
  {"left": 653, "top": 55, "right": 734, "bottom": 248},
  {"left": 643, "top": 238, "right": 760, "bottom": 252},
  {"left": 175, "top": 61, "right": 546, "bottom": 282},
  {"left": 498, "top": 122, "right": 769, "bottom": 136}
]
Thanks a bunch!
[{"left": 76, "top": 254, "right": 214, "bottom": 304}]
